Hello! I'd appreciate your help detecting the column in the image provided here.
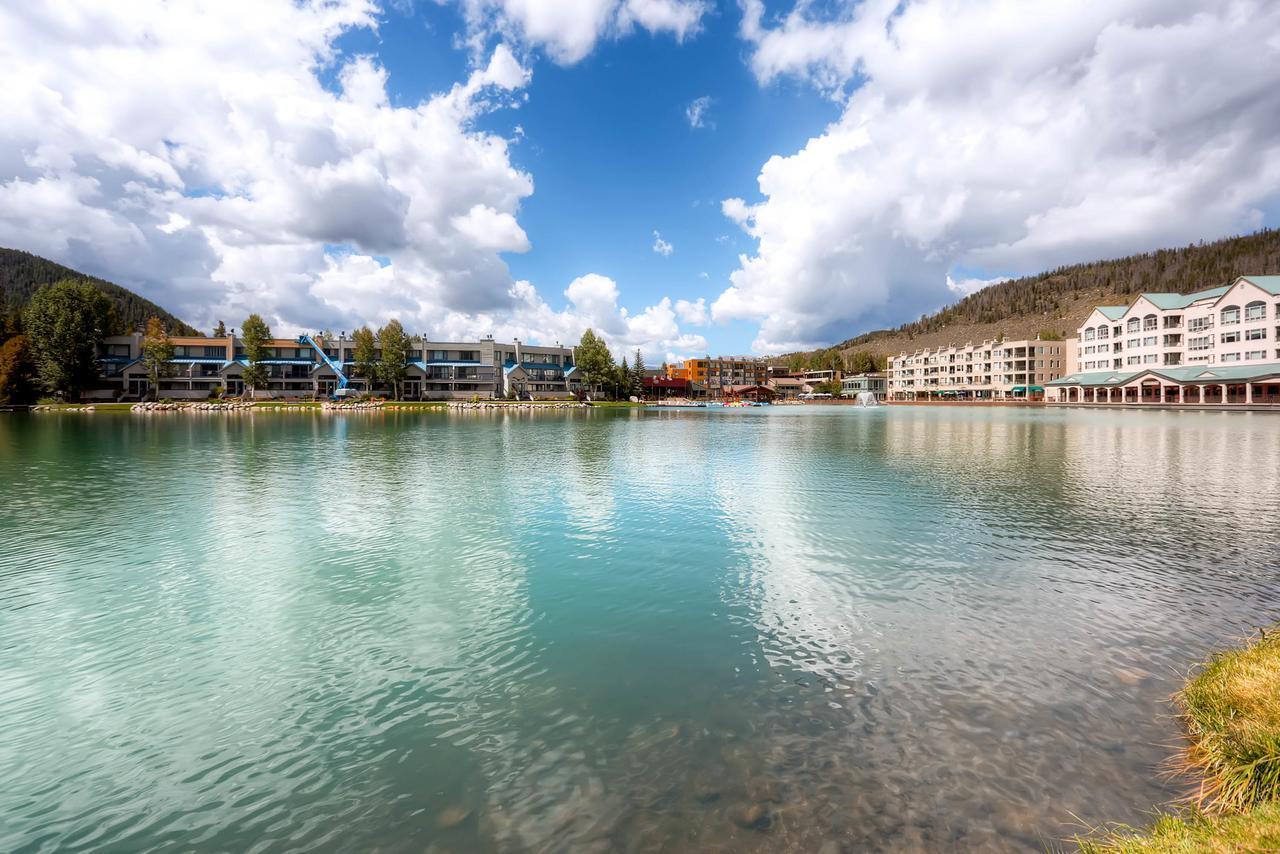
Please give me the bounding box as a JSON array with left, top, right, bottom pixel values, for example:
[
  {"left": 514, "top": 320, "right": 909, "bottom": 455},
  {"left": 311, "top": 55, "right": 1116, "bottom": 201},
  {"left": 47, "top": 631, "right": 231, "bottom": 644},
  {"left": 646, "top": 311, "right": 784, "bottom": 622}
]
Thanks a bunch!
[
  {"left": 1198, "top": 385, "right": 1205, "bottom": 404},
  {"left": 1247, "top": 383, "right": 1254, "bottom": 404}
]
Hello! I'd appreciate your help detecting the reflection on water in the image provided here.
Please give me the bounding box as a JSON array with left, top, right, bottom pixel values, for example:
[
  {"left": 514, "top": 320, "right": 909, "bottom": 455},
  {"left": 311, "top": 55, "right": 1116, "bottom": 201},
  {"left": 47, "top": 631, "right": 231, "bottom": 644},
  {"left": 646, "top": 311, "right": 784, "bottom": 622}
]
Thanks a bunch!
[{"left": 1, "top": 407, "right": 1278, "bottom": 852}]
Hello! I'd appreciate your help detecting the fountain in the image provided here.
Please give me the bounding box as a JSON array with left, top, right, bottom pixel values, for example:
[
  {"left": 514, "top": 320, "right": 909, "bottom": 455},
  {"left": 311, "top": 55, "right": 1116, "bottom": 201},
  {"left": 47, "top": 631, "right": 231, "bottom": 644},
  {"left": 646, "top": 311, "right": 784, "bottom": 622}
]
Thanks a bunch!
[{"left": 856, "top": 391, "right": 879, "bottom": 407}]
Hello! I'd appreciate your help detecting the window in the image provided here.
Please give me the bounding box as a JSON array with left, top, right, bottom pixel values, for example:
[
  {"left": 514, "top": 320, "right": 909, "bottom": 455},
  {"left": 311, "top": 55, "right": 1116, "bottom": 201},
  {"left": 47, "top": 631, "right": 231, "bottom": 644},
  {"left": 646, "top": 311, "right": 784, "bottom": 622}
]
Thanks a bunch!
[
  {"left": 1126, "top": 356, "right": 1140, "bottom": 365},
  {"left": 1246, "top": 328, "right": 1266, "bottom": 341},
  {"left": 1143, "top": 354, "right": 1157, "bottom": 364},
  {"left": 104, "top": 344, "right": 131, "bottom": 357},
  {"left": 1127, "top": 338, "right": 1139, "bottom": 348},
  {"left": 1126, "top": 318, "right": 1140, "bottom": 333},
  {"left": 1221, "top": 331, "right": 1241, "bottom": 344},
  {"left": 1221, "top": 306, "right": 1240, "bottom": 324},
  {"left": 1189, "top": 336, "right": 1213, "bottom": 351},
  {"left": 1083, "top": 328, "right": 1096, "bottom": 341},
  {"left": 1222, "top": 353, "right": 1241, "bottom": 362},
  {"left": 1245, "top": 301, "right": 1266, "bottom": 321},
  {"left": 1097, "top": 325, "right": 1109, "bottom": 339},
  {"left": 1189, "top": 316, "right": 1213, "bottom": 332},
  {"left": 1246, "top": 350, "right": 1266, "bottom": 360},
  {"left": 1143, "top": 314, "right": 1157, "bottom": 330},
  {"left": 1142, "top": 336, "right": 1157, "bottom": 347}
]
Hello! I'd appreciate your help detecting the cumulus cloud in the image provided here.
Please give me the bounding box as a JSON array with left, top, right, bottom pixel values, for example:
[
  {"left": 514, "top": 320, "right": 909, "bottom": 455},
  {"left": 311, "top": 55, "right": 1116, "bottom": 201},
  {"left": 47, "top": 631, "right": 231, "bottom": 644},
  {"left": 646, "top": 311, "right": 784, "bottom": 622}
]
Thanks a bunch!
[
  {"left": 674, "top": 297, "right": 708, "bottom": 324},
  {"left": 685, "top": 95, "right": 712, "bottom": 128},
  {"left": 722, "top": 0, "right": 1280, "bottom": 352},
  {"left": 457, "top": 0, "right": 709, "bottom": 65},
  {"left": 947, "top": 274, "right": 1009, "bottom": 299},
  {"left": 651, "top": 230, "right": 674, "bottom": 256},
  {"left": 0, "top": 0, "right": 702, "bottom": 358}
]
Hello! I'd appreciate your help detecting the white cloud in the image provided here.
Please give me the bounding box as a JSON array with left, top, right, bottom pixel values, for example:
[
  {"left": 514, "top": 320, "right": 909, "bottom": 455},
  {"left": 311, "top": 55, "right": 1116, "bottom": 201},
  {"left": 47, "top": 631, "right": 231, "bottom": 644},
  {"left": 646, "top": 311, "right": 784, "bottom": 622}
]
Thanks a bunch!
[
  {"left": 457, "top": 0, "right": 709, "bottom": 65},
  {"left": 946, "top": 274, "right": 1008, "bottom": 299},
  {"left": 651, "top": 229, "right": 674, "bottom": 256},
  {"left": 685, "top": 95, "right": 712, "bottom": 128},
  {"left": 674, "top": 297, "right": 708, "bottom": 324},
  {"left": 723, "top": 0, "right": 1280, "bottom": 352},
  {"left": 0, "top": 0, "right": 702, "bottom": 359}
]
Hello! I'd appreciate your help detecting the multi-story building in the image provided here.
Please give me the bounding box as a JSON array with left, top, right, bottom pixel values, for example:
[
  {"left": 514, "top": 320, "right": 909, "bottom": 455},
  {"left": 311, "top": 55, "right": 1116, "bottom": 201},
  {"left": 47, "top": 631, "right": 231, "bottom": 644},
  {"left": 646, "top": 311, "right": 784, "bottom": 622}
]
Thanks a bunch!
[
  {"left": 91, "top": 333, "right": 578, "bottom": 401},
  {"left": 888, "top": 338, "right": 1070, "bottom": 400},
  {"left": 840, "top": 372, "right": 887, "bottom": 400},
  {"left": 671, "top": 356, "right": 768, "bottom": 397},
  {"left": 1048, "top": 275, "right": 1280, "bottom": 405}
]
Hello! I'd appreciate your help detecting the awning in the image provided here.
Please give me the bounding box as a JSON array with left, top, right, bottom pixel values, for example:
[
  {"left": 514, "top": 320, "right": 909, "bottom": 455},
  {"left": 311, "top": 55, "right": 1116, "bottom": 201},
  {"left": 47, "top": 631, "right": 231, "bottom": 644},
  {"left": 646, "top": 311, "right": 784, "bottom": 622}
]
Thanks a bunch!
[
  {"left": 1011, "top": 386, "right": 1026, "bottom": 392},
  {"left": 1029, "top": 385, "right": 1044, "bottom": 392}
]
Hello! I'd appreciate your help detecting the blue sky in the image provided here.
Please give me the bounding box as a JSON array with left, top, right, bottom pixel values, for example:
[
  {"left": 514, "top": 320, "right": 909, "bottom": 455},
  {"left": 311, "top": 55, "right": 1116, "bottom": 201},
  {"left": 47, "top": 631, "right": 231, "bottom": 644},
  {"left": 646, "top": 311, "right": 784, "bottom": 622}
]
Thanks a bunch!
[{"left": 2, "top": 1, "right": 1278, "bottom": 358}]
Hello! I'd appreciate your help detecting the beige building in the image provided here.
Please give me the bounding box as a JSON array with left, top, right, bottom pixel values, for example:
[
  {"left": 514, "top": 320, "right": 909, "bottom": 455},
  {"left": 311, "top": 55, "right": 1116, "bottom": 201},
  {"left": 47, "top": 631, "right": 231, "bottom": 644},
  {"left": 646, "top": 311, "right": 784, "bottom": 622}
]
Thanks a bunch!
[
  {"left": 1048, "top": 275, "right": 1280, "bottom": 406},
  {"left": 888, "top": 338, "right": 1070, "bottom": 400}
]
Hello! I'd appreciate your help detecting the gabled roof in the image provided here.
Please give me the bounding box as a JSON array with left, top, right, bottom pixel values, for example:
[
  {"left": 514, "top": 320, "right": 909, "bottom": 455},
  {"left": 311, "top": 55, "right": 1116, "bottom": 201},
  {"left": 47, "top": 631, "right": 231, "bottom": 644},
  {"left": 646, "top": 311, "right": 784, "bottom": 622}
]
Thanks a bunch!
[
  {"left": 1240, "top": 275, "right": 1280, "bottom": 296},
  {"left": 1096, "top": 306, "right": 1127, "bottom": 320},
  {"left": 1048, "top": 361, "right": 1280, "bottom": 386}
]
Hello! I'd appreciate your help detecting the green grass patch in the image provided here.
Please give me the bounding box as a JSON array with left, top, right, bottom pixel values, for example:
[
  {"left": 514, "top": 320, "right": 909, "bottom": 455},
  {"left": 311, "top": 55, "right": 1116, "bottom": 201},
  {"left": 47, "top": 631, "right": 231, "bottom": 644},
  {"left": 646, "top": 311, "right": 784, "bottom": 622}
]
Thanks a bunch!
[
  {"left": 1179, "top": 628, "right": 1280, "bottom": 811},
  {"left": 1075, "top": 801, "right": 1280, "bottom": 853}
]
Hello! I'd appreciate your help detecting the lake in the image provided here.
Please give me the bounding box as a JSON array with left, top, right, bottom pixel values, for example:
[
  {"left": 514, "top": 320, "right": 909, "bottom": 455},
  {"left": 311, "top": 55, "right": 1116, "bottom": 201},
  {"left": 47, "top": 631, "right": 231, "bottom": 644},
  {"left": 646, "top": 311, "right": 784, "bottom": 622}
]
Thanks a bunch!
[{"left": 1, "top": 405, "right": 1277, "bottom": 852}]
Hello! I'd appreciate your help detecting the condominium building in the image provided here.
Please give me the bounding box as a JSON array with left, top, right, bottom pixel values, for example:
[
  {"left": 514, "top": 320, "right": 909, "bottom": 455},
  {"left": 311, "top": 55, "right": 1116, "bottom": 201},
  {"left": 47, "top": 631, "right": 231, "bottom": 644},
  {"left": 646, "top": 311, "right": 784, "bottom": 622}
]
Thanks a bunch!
[
  {"left": 840, "top": 372, "right": 887, "bottom": 400},
  {"left": 1048, "top": 275, "right": 1280, "bottom": 405},
  {"left": 888, "top": 338, "right": 1071, "bottom": 400},
  {"left": 91, "top": 333, "right": 579, "bottom": 401},
  {"left": 670, "top": 356, "right": 768, "bottom": 396}
]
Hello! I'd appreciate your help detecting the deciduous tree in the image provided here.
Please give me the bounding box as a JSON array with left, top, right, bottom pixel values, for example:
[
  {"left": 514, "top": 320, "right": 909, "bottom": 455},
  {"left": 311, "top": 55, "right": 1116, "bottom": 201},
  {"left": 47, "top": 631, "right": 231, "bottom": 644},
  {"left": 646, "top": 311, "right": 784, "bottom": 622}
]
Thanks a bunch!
[
  {"left": 23, "top": 279, "right": 112, "bottom": 400},
  {"left": 352, "top": 326, "right": 379, "bottom": 395},
  {"left": 140, "top": 317, "right": 175, "bottom": 400},
  {"left": 575, "top": 329, "right": 613, "bottom": 398},
  {"left": 0, "top": 334, "right": 37, "bottom": 405},
  {"left": 240, "top": 313, "right": 271, "bottom": 398},
  {"left": 377, "top": 320, "right": 411, "bottom": 400}
]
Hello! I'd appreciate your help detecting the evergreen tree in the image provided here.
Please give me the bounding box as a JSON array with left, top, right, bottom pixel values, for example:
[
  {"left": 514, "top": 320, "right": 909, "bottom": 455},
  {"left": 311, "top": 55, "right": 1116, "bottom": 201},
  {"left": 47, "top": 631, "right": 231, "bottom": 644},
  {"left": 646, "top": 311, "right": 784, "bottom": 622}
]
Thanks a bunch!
[
  {"left": 23, "top": 279, "right": 112, "bottom": 400},
  {"left": 0, "top": 334, "right": 37, "bottom": 405},
  {"left": 213, "top": 320, "right": 227, "bottom": 337},
  {"left": 377, "top": 319, "right": 411, "bottom": 400},
  {"left": 140, "top": 317, "right": 175, "bottom": 401},
  {"left": 240, "top": 313, "right": 271, "bottom": 398},
  {"left": 618, "top": 355, "right": 630, "bottom": 400},
  {"left": 352, "top": 326, "right": 379, "bottom": 395},
  {"left": 631, "top": 348, "right": 646, "bottom": 397}
]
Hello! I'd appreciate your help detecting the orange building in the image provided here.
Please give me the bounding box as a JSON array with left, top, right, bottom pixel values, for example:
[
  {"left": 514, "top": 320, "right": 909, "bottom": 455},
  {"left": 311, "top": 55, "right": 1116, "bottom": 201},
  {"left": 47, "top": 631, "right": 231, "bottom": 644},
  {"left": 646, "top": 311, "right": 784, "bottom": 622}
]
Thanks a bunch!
[{"left": 669, "top": 357, "right": 768, "bottom": 396}]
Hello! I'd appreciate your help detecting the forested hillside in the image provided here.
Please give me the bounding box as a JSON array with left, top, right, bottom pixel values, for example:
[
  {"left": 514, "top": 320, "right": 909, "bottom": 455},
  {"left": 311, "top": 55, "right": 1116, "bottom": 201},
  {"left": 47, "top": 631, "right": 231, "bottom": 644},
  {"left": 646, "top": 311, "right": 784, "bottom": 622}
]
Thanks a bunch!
[
  {"left": 0, "top": 248, "right": 199, "bottom": 338},
  {"left": 783, "top": 229, "right": 1280, "bottom": 369}
]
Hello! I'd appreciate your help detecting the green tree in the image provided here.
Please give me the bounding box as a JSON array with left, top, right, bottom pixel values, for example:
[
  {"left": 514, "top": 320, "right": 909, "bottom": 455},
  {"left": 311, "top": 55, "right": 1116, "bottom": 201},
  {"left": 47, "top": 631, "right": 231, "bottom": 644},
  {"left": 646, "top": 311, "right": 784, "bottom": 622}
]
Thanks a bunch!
[
  {"left": 618, "top": 354, "right": 630, "bottom": 401},
  {"left": 140, "top": 316, "right": 175, "bottom": 401},
  {"left": 575, "top": 328, "right": 613, "bottom": 399},
  {"left": 352, "top": 326, "right": 379, "bottom": 395},
  {"left": 847, "top": 350, "right": 878, "bottom": 374},
  {"left": 0, "top": 334, "right": 37, "bottom": 405},
  {"left": 23, "top": 279, "right": 112, "bottom": 400},
  {"left": 631, "top": 348, "right": 646, "bottom": 397},
  {"left": 213, "top": 320, "right": 227, "bottom": 337},
  {"left": 377, "top": 319, "right": 411, "bottom": 400},
  {"left": 240, "top": 313, "right": 271, "bottom": 398}
]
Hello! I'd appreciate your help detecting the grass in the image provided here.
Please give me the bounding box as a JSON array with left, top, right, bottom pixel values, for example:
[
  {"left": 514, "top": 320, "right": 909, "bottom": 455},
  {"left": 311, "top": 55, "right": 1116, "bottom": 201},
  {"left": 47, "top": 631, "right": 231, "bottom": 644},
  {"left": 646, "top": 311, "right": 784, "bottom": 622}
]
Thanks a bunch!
[
  {"left": 1076, "top": 802, "right": 1280, "bottom": 853},
  {"left": 1179, "top": 628, "right": 1280, "bottom": 811},
  {"left": 1075, "top": 627, "right": 1280, "bottom": 852}
]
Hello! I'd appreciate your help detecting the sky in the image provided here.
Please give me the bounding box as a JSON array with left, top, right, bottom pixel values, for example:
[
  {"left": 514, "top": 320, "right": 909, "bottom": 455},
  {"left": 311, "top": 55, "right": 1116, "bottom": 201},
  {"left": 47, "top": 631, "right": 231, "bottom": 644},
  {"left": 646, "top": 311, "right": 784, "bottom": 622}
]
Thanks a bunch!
[{"left": 2, "top": 1, "right": 1279, "bottom": 361}]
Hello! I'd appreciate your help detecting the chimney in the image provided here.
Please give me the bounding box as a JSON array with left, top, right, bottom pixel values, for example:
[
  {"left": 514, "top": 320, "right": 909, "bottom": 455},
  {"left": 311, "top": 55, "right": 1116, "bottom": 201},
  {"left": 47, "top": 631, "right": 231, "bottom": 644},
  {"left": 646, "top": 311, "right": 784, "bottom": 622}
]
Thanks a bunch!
[{"left": 514, "top": 338, "right": 522, "bottom": 363}]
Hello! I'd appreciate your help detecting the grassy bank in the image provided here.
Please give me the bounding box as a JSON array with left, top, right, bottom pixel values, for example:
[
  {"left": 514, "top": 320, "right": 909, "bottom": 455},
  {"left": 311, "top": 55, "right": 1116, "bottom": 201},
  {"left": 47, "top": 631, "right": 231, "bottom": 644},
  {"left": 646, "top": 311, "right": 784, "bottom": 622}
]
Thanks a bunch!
[{"left": 1077, "top": 627, "right": 1280, "bottom": 851}]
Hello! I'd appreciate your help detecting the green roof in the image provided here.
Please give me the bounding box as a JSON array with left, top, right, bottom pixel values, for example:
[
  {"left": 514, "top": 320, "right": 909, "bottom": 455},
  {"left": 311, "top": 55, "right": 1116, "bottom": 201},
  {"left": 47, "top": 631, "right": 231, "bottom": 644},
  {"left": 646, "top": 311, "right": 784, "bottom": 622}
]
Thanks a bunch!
[
  {"left": 1241, "top": 275, "right": 1280, "bottom": 296},
  {"left": 1049, "top": 362, "right": 1280, "bottom": 387},
  {"left": 1097, "top": 306, "right": 1127, "bottom": 320}
]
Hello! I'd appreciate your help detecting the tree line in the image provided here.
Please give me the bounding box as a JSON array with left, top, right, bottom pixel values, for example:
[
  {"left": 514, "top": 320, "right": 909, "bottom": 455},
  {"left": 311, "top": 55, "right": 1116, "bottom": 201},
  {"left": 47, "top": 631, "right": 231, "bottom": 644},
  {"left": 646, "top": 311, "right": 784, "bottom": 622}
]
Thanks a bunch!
[{"left": 574, "top": 329, "right": 650, "bottom": 400}]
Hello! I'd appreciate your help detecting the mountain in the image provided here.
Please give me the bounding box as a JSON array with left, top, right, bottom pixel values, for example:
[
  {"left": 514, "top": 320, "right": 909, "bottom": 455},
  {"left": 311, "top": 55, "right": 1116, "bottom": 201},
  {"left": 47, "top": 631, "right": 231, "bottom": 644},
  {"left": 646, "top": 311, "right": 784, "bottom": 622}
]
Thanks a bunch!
[
  {"left": 0, "top": 248, "right": 201, "bottom": 337},
  {"left": 785, "top": 229, "right": 1280, "bottom": 367}
]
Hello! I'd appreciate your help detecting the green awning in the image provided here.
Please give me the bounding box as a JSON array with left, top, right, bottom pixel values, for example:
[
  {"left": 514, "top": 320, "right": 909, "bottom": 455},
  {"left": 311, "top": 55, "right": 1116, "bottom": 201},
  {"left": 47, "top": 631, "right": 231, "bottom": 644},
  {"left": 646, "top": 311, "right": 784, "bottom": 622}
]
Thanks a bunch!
[
  {"left": 1011, "top": 386, "right": 1026, "bottom": 392},
  {"left": 1029, "top": 385, "right": 1044, "bottom": 392}
]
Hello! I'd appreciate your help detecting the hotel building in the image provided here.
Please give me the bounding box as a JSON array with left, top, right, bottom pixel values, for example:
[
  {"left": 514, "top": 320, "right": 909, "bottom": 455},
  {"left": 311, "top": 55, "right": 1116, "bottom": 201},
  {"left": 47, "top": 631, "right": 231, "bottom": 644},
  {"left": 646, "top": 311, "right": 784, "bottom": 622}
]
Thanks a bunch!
[
  {"left": 888, "top": 339, "right": 1071, "bottom": 400},
  {"left": 92, "top": 334, "right": 579, "bottom": 401},
  {"left": 1047, "top": 275, "right": 1280, "bottom": 405},
  {"left": 668, "top": 356, "right": 769, "bottom": 397}
]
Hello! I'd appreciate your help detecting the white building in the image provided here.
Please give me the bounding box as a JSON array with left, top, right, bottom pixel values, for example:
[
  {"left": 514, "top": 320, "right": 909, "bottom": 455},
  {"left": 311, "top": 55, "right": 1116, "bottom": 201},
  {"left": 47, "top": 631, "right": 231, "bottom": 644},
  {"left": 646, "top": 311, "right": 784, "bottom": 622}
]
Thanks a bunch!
[
  {"left": 888, "top": 338, "right": 1071, "bottom": 400},
  {"left": 1049, "top": 275, "right": 1280, "bottom": 406}
]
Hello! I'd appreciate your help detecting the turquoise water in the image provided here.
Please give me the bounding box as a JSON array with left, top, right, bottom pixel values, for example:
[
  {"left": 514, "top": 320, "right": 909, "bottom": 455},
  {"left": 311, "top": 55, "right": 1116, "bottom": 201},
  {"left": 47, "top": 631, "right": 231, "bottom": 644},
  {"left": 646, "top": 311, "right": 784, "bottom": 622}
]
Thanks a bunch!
[{"left": 1, "top": 406, "right": 1278, "bottom": 852}]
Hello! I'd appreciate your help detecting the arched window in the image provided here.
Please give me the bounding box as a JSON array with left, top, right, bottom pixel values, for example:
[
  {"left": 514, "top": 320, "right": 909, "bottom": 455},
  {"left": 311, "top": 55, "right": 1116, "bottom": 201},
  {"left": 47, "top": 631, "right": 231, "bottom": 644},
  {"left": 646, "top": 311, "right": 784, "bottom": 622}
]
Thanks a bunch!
[
  {"left": 1126, "top": 317, "right": 1140, "bottom": 333},
  {"left": 1097, "top": 325, "right": 1109, "bottom": 339},
  {"left": 1083, "top": 328, "right": 1096, "bottom": 341},
  {"left": 1143, "top": 314, "right": 1157, "bottom": 330},
  {"left": 1221, "top": 305, "right": 1240, "bottom": 324},
  {"left": 1245, "top": 300, "right": 1266, "bottom": 322}
]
